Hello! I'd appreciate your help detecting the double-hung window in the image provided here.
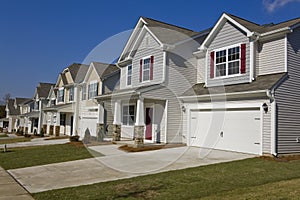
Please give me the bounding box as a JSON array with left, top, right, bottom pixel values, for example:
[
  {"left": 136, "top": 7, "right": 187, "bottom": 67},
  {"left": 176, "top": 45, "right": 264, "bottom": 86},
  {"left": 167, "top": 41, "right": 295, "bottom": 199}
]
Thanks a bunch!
[
  {"left": 122, "top": 105, "right": 135, "bottom": 126},
  {"left": 58, "top": 89, "right": 64, "bottom": 103},
  {"left": 69, "top": 87, "right": 74, "bottom": 102},
  {"left": 143, "top": 58, "right": 150, "bottom": 82},
  {"left": 139, "top": 56, "right": 154, "bottom": 82},
  {"left": 82, "top": 84, "right": 87, "bottom": 100},
  {"left": 214, "top": 45, "right": 243, "bottom": 78},
  {"left": 127, "top": 65, "right": 132, "bottom": 86},
  {"left": 88, "top": 82, "right": 98, "bottom": 99}
]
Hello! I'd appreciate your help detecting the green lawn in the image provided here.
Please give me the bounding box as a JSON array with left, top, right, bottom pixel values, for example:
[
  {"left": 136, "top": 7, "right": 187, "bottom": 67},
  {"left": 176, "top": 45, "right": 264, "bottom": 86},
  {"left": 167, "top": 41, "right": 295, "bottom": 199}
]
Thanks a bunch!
[
  {"left": 32, "top": 157, "right": 300, "bottom": 200},
  {"left": 0, "top": 137, "right": 31, "bottom": 144},
  {"left": 0, "top": 134, "right": 8, "bottom": 137},
  {"left": 0, "top": 143, "right": 103, "bottom": 170}
]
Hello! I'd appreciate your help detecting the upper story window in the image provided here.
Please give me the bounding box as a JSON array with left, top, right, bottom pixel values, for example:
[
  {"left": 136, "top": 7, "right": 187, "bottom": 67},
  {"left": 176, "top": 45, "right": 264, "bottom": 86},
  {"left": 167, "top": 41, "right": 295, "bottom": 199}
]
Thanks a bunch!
[
  {"left": 88, "top": 82, "right": 98, "bottom": 99},
  {"left": 69, "top": 87, "right": 74, "bottom": 102},
  {"left": 122, "top": 105, "right": 135, "bottom": 126},
  {"left": 50, "top": 99, "right": 56, "bottom": 106},
  {"left": 139, "top": 56, "right": 154, "bottom": 82},
  {"left": 210, "top": 44, "right": 246, "bottom": 79},
  {"left": 82, "top": 84, "right": 86, "bottom": 100},
  {"left": 127, "top": 65, "right": 132, "bottom": 86},
  {"left": 58, "top": 88, "right": 64, "bottom": 103},
  {"left": 34, "top": 101, "right": 39, "bottom": 110}
]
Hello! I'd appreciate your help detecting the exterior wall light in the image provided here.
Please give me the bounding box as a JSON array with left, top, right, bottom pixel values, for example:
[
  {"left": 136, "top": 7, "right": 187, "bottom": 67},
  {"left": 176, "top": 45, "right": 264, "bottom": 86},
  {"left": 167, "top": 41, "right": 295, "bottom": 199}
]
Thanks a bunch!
[
  {"left": 262, "top": 103, "right": 268, "bottom": 113},
  {"left": 181, "top": 106, "right": 186, "bottom": 113}
]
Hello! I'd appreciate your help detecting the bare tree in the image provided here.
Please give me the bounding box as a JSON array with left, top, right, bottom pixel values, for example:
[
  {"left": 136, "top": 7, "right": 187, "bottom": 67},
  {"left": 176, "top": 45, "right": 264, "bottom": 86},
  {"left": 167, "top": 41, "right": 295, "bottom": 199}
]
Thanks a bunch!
[{"left": 0, "top": 93, "right": 11, "bottom": 105}]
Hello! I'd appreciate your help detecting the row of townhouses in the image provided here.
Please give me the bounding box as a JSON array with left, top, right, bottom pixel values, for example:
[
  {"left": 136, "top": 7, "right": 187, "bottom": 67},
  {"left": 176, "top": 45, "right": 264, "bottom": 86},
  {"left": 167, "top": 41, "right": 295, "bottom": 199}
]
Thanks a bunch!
[{"left": 1, "top": 13, "right": 300, "bottom": 156}]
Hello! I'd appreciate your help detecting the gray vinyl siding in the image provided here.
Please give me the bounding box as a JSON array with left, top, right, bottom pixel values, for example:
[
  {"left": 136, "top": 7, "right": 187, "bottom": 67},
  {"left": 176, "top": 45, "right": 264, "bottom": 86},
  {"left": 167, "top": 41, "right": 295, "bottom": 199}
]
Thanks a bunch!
[
  {"left": 103, "top": 72, "right": 120, "bottom": 94},
  {"left": 197, "top": 57, "right": 206, "bottom": 83},
  {"left": 142, "top": 87, "right": 183, "bottom": 143},
  {"left": 257, "top": 37, "right": 286, "bottom": 76},
  {"left": 262, "top": 102, "right": 271, "bottom": 154},
  {"left": 206, "top": 21, "right": 250, "bottom": 87},
  {"left": 275, "top": 27, "right": 300, "bottom": 154},
  {"left": 120, "top": 32, "right": 164, "bottom": 90}
]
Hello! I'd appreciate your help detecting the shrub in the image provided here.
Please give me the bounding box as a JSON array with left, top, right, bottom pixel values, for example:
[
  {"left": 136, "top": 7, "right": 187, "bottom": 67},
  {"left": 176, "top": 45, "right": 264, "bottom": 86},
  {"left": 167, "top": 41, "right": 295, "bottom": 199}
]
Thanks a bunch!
[{"left": 69, "top": 135, "right": 80, "bottom": 142}]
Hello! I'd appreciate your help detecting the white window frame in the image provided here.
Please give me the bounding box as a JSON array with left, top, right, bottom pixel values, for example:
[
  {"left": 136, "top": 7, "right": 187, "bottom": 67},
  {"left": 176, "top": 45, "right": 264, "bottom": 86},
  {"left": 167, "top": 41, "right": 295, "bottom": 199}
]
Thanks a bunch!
[
  {"left": 122, "top": 104, "right": 135, "bottom": 126},
  {"left": 142, "top": 56, "right": 151, "bottom": 82},
  {"left": 88, "top": 81, "right": 98, "bottom": 99},
  {"left": 127, "top": 65, "right": 132, "bottom": 86},
  {"left": 69, "top": 87, "right": 74, "bottom": 102},
  {"left": 81, "top": 84, "right": 87, "bottom": 101},
  {"left": 58, "top": 88, "right": 64, "bottom": 103},
  {"left": 214, "top": 44, "right": 242, "bottom": 78}
]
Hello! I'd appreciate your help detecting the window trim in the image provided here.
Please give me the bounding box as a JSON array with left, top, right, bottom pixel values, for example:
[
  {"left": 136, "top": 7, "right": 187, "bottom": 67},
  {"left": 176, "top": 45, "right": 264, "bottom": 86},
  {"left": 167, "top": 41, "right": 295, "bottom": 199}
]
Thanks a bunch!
[
  {"left": 126, "top": 65, "right": 132, "bottom": 86},
  {"left": 213, "top": 43, "right": 242, "bottom": 79},
  {"left": 122, "top": 104, "right": 135, "bottom": 126},
  {"left": 88, "top": 81, "right": 98, "bottom": 99},
  {"left": 142, "top": 56, "right": 151, "bottom": 83},
  {"left": 57, "top": 88, "right": 64, "bottom": 103}
]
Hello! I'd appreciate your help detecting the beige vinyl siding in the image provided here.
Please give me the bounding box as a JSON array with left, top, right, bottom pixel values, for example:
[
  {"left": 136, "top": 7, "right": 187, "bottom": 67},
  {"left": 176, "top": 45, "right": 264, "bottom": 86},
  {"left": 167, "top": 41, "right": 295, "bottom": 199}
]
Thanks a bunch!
[
  {"left": 206, "top": 21, "right": 250, "bottom": 87},
  {"left": 275, "top": 27, "right": 300, "bottom": 154},
  {"left": 257, "top": 37, "right": 285, "bottom": 75},
  {"left": 120, "top": 32, "right": 164, "bottom": 90},
  {"left": 197, "top": 57, "right": 206, "bottom": 83}
]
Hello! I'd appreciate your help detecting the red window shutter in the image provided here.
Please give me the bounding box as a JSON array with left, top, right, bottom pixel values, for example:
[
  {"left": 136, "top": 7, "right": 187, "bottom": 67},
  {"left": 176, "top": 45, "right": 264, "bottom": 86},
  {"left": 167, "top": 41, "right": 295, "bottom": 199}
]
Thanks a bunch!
[
  {"left": 150, "top": 56, "right": 154, "bottom": 80},
  {"left": 241, "top": 43, "right": 246, "bottom": 74},
  {"left": 210, "top": 51, "right": 215, "bottom": 79},
  {"left": 140, "top": 59, "right": 143, "bottom": 82}
]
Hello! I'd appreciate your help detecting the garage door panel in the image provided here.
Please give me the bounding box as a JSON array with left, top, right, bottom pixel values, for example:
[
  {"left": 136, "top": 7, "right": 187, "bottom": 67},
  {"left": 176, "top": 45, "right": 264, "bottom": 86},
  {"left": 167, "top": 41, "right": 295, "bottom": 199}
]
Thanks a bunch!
[
  {"left": 80, "top": 117, "right": 97, "bottom": 138},
  {"left": 190, "top": 109, "right": 261, "bottom": 154}
]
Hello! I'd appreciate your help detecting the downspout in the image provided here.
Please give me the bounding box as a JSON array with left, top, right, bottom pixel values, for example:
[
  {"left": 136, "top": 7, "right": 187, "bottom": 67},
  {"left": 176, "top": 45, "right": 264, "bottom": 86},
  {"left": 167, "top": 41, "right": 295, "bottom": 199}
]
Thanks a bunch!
[
  {"left": 250, "top": 34, "right": 260, "bottom": 82},
  {"left": 266, "top": 89, "right": 277, "bottom": 157},
  {"left": 161, "top": 50, "right": 167, "bottom": 86}
]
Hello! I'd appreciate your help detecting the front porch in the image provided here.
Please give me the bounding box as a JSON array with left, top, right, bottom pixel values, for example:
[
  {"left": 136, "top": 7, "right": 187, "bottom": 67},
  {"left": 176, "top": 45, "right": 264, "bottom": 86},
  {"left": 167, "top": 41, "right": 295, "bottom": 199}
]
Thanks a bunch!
[{"left": 97, "top": 94, "right": 167, "bottom": 145}]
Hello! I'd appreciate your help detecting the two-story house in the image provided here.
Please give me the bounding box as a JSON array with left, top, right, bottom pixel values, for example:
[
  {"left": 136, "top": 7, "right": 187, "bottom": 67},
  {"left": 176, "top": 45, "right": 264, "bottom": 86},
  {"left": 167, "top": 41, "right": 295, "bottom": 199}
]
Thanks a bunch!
[
  {"left": 181, "top": 13, "right": 300, "bottom": 155},
  {"left": 95, "top": 17, "right": 209, "bottom": 144},
  {"left": 78, "top": 62, "right": 119, "bottom": 139},
  {"left": 5, "top": 98, "right": 30, "bottom": 133},
  {"left": 21, "top": 83, "right": 54, "bottom": 134},
  {"left": 43, "top": 63, "right": 89, "bottom": 136}
]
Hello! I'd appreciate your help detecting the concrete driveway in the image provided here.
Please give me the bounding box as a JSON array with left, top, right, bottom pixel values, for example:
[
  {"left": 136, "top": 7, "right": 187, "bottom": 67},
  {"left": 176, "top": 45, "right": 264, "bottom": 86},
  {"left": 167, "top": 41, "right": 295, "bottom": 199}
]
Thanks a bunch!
[{"left": 8, "top": 145, "right": 255, "bottom": 193}]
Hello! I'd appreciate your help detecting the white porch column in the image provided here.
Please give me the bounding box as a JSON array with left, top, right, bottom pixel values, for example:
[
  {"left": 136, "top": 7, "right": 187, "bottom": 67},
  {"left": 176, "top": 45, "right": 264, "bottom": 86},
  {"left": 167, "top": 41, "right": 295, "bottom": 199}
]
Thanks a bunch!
[
  {"left": 56, "top": 112, "right": 60, "bottom": 126},
  {"left": 97, "top": 102, "right": 104, "bottom": 124},
  {"left": 113, "top": 100, "right": 121, "bottom": 125},
  {"left": 135, "top": 98, "right": 145, "bottom": 126},
  {"left": 73, "top": 86, "right": 79, "bottom": 135}
]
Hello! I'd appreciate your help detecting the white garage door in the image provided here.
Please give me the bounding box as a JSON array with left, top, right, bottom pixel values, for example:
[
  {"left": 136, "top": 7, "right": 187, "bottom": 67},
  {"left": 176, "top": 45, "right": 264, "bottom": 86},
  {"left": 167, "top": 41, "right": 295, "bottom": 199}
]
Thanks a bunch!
[
  {"left": 80, "top": 117, "right": 97, "bottom": 138},
  {"left": 190, "top": 108, "right": 261, "bottom": 154}
]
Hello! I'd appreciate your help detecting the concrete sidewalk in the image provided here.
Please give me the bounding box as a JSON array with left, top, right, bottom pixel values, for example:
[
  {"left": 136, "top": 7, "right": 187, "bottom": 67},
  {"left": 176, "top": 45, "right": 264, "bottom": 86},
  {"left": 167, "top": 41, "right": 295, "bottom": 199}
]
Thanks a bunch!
[
  {"left": 0, "top": 167, "right": 33, "bottom": 200},
  {"left": 0, "top": 138, "right": 69, "bottom": 149},
  {"left": 9, "top": 145, "right": 255, "bottom": 193}
]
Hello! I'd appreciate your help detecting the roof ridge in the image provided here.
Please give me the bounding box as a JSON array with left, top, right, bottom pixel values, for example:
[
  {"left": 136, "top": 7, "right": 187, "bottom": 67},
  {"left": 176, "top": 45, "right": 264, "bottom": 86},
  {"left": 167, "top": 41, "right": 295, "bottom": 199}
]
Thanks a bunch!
[
  {"left": 272, "top": 15, "right": 300, "bottom": 26},
  {"left": 142, "top": 16, "right": 198, "bottom": 33},
  {"left": 92, "top": 61, "right": 116, "bottom": 66},
  {"left": 225, "top": 13, "right": 261, "bottom": 27}
]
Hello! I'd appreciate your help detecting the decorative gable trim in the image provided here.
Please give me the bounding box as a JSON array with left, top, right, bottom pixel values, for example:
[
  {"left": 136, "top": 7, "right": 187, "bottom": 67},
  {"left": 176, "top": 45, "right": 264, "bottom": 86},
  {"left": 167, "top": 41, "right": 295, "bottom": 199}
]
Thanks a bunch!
[{"left": 200, "top": 13, "right": 253, "bottom": 50}]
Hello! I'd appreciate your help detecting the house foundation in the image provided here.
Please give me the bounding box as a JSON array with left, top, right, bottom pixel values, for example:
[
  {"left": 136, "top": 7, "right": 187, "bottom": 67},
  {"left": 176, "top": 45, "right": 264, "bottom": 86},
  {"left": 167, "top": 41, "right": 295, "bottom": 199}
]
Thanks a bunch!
[
  {"left": 134, "top": 125, "right": 144, "bottom": 146},
  {"left": 55, "top": 126, "right": 60, "bottom": 137},
  {"left": 96, "top": 123, "right": 105, "bottom": 141},
  {"left": 112, "top": 124, "right": 121, "bottom": 141}
]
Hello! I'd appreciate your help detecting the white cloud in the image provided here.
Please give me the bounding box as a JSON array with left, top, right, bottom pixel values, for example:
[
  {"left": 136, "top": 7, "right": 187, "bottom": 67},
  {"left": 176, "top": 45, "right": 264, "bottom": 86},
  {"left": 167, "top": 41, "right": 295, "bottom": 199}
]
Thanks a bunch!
[{"left": 263, "top": 0, "right": 300, "bottom": 12}]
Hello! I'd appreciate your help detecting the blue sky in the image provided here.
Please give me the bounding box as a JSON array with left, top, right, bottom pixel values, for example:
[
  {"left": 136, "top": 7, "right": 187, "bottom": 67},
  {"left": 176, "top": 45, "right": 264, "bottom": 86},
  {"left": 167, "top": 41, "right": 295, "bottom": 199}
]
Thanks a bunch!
[{"left": 1, "top": 0, "right": 300, "bottom": 99}]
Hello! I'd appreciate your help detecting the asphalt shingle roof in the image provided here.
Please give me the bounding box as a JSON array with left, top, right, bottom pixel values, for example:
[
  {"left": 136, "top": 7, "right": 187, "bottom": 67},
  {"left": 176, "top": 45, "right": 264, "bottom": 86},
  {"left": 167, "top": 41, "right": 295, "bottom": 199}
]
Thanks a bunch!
[
  {"left": 182, "top": 72, "right": 287, "bottom": 97},
  {"left": 37, "top": 83, "right": 55, "bottom": 98},
  {"left": 7, "top": 99, "right": 20, "bottom": 115},
  {"left": 93, "top": 62, "right": 119, "bottom": 79}
]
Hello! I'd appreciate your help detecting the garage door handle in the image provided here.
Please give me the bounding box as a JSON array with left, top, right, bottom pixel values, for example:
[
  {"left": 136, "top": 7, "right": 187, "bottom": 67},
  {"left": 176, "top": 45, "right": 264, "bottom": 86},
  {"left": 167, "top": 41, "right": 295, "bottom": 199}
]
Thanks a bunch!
[
  {"left": 191, "top": 137, "right": 196, "bottom": 139},
  {"left": 254, "top": 142, "right": 260, "bottom": 145}
]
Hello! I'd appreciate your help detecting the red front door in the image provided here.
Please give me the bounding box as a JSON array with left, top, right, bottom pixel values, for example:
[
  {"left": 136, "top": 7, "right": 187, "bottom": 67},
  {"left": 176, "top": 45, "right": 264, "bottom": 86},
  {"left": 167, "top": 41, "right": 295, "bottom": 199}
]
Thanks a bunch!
[{"left": 145, "top": 107, "right": 153, "bottom": 140}]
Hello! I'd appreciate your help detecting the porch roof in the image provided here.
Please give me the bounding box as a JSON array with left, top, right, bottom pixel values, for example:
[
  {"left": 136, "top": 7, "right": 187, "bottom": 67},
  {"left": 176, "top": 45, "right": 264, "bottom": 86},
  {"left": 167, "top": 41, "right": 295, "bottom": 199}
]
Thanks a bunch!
[
  {"left": 23, "top": 111, "right": 40, "bottom": 118},
  {"left": 0, "top": 118, "right": 9, "bottom": 122},
  {"left": 181, "top": 72, "right": 287, "bottom": 101},
  {"left": 95, "top": 84, "right": 163, "bottom": 101},
  {"left": 42, "top": 103, "right": 74, "bottom": 113}
]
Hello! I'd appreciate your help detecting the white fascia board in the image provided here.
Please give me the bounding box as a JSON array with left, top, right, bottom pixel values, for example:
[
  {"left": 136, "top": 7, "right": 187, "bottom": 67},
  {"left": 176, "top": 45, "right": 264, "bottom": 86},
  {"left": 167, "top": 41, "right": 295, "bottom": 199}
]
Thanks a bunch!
[
  {"left": 260, "top": 27, "right": 291, "bottom": 37},
  {"left": 118, "top": 17, "right": 145, "bottom": 63},
  {"left": 199, "top": 13, "right": 252, "bottom": 50},
  {"left": 83, "top": 63, "right": 94, "bottom": 83}
]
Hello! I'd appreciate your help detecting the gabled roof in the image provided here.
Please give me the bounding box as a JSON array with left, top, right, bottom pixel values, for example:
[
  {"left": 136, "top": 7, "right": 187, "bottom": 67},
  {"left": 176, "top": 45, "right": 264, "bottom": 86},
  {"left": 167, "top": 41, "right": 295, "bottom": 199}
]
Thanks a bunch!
[
  {"left": 201, "top": 13, "right": 300, "bottom": 49},
  {"left": 36, "top": 83, "right": 55, "bottom": 99},
  {"left": 74, "top": 64, "right": 89, "bottom": 83},
  {"left": 142, "top": 17, "right": 201, "bottom": 45},
  {"left": 15, "top": 98, "right": 31, "bottom": 105},
  {"left": 118, "top": 16, "right": 208, "bottom": 63},
  {"left": 93, "top": 62, "right": 119, "bottom": 79},
  {"left": 56, "top": 63, "right": 89, "bottom": 87},
  {"left": 181, "top": 72, "right": 287, "bottom": 97},
  {"left": 7, "top": 99, "right": 20, "bottom": 115}
]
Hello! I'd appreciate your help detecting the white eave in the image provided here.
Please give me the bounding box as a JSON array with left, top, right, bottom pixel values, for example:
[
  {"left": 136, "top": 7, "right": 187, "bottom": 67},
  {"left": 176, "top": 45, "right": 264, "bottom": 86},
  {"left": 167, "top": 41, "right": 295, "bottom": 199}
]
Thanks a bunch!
[{"left": 199, "top": 13, "right": 253, "bottom": 50}]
